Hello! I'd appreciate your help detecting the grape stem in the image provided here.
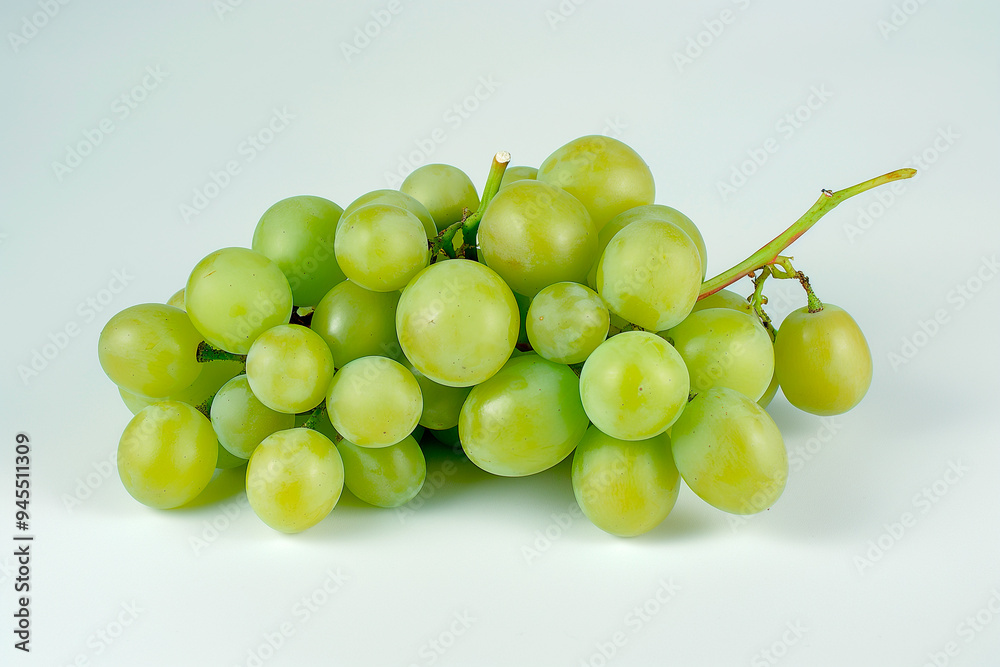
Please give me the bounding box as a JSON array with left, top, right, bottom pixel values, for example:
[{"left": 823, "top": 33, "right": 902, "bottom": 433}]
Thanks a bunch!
[
  {"left": 432, "top": 151, "right": 510, "bottom": 259},
  {"left": 698, "top": 167, "right": 917, "bottom": 298},
  {"left": 196, "top": 341, "right": 247, "bottom": 364}
]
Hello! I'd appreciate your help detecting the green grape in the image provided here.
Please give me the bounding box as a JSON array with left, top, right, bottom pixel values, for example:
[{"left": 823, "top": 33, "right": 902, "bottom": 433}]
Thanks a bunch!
[
  {"left": 593, "top": 205, "right": 708, "bottom": 283},
  {"left": 334, "top": 203, "right": 429, "bottom": 292},
  {"left": 245, "top": 324, "right": 334, "bottom": 414},
  {"left": 185, "top": 247, "right": 293, "bottom": 354},
  {"left": 311, "top": 280, "right": 401, "bottom": 367},
  {"left": 536, "top": 135, "right": 655, "bottom": 231},
  {"left": 499, "top": 165, "right": 537, "bottom": 189},
  {"left": 210, "top": 374, "right": 296, "bottom": 459},
  {"left": 692, "top": 288, "right": 753, "bottom": 315},
  {"left": 396, "top": 259, "right": 518, "bottom": 387},
  {"left": 215, "top": 445, "right": 247, "bottom": 470},
  {"left": 513, "top": 291, "right": 531, "bottom": 345},
  {"left": 664, "top": 308, "right": 774, "bottom": 401},
  {"left": 670, "top": 386, "right": 787, "bottom": 515},
  {"left": 99, "top": 303, "right": 204, "bottom": 398},
  {"left": 167, "top": 288, "right": 186, "bottom": 310},
  {"left": 341, "top": 189, "right": 437, "bottom": 238},
  {"left": 119, "top": 358, "right": 244, "bottom": 415},
  {"left": 774, "top": 303, "right": 872, "bottom": 415},
  {"left": 409, "top": 365, "right": 473, "bottom": 430},
  {"left": 338, "top": 435, "right": 426, "bottom": 508},
  {"left": 117, "top": 400, "right": 218, "bottom": 509},
  {"left": 400, "top": 163, "right": 480, "bottom": 230},
  {"left": 596, "top": 219, "right": 702, "bottom": 331},
  {"left": 245, "top": 427, "right": 344, "bottom": 533},
  {"left": 571, "top": 426, "right": 680, "bottom": 537},
  {"left": 459, "top": 354, "right": 588, "bottom": 477},
  {"left": 477, "top": 179, "right": 598, "bottom": 296},
  {"left": 428, "top": 425, "right": 461, "bottom": 448},
  {"left": 326, "top": 356, "right": 422, "bottom": 447},
  {"left": 526, "top": 282, "right": 609, "bottom": 364},
  {"left": 758, "top": 367, "right": 779, "bottom": 408},
  {"left": 579, "top": 331, "right": 689, "bottom": 441},
  {"left": 251, "top": 195, "right": 347, "bottom": 307}
]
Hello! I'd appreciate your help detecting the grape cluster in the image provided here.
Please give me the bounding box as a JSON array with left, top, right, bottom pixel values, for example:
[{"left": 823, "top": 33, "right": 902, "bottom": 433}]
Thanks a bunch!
[{"left": 99, "top": 135, "right": 876, "bottom": 537}]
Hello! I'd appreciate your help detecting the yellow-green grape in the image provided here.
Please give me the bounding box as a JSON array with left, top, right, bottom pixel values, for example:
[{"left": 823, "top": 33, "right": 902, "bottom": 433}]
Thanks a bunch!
[
  {"left": 99, "top": 303, "right": 204, "bottom": 398},
  {"left": 571, "top": 427, "right": 680, "bottom": 537},
  {"left": 245, "top": 428, "right": 344, "bottom": 533},
  {"left": 215, "top": 445, "right": 247, "bottom": 470},
  {"left": 117, "top": 400, "right": 218, "bottom": 509},
  {"left": 596, "top": 219, "right": 702, "bottom": 331},
  {"left": 400, "top": 163, "right": 480, "bottom": 230},
  {"left": 245, "top": 324, "right": 334, "bottom": 414},
  {"left": 334, "top": 203, "right": 429, "bottom": 292},
  {"left": 692, "top": 288, "right": 753, "bottom": 315},
  {"left": 167, "top": 288, "right": 186, "bottom": 310},
  {"left": 579, "top": 331, "right": 689, "bottom": 441},
  {"left": 594, "top": 205, "right": 708, "bottom": 283},
  {"left": 338, "top": 435, "right": 426, "bottom": 508},
  {"left": 409, "top": 365, "right": 473, "bottom": 431},
  {"left": 341, "top": 189, "right": 437, "bottom": 239},
  {"left": 326, "top": 356, "right": 422, "bottom": 448},
  {"left": 514, "top": 291, "right": 531, "bottom": 346},
  {"left": 526, "top": 282, "right": 609, "bottom": 364},
  {"left": 185, "top": 247, "right": 293, "bottom": 354},
  {"left": 758, "top": 368, "right": 779, "bottom": 408},
  {"left": 311, "top": 280, "right": 402, "bottom": 367},
  {"left": 396, "top": 259, "right": 518, "bottom": 387},
  {"left": 251, "top": 195, "right": 347, "bottom": 307},
  {"left": 210, "top": 374, "right": 295, "bottom": 459},
  {"left": 536, "top": 135, "right": 655, "bottom": 231},
  {"left": 477, "top": 179, "right": 598, "bottom": 297},
  {"left": 671, "top": 386, "right": 787, "bottom": 515},
  {"left": 459, "top": 354, "right": 588, "bottom": 477},
  {"left": 119, "top": 359, "right": 245, "bottom": 415},
  {"left": 499, "top": 165, "right": 537, "bottom": 189},
  {"left": 774, "top": 304, "right": 873, "bottom": 415},
  {"left": 664, "top": 308, "right": 774, "bottom": 401}
]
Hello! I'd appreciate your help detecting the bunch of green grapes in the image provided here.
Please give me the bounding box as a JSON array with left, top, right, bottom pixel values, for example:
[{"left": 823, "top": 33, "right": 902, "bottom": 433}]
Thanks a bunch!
[{"left": 98, "top": 134, "right": 895, "bottom": 538}]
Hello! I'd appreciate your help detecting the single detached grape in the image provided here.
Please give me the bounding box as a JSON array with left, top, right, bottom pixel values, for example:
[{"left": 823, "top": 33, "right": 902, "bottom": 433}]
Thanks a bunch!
[
  {"left": 311, "top": 280, "right": 402, "bottom": 367},
  {"left": 326, "top": 356, "right": 422, "bottom": 448},
  {"left": 245, "top": 427, "right": 344, "bottom": 533},
  {"left": 572, "top": 427, "right": 680, "bottom": 537},
  {"left": 334, "top": 203, "right": 430, "bottom": 292},
  {"left": 477, "top": 179, "right": 598, "bottom": 296},
  {"left": 597, "top": 219, "right": 702, "bottom": 331},
  {"left": 579, "top": 331, "right": 690, "bottom": 441},
  {"left": 400, "top": 163, "right": 480, "bottom": 230},
  {"left": 526, "top": 282, "right": 610, "bottom": 364},
  {"left": 117, "top": 400, "right": 218, "bottom": 509},
  {"left": 246, "top": 324, "right": 334, "bottom": 414},
  {"left": 210, "top": 374, "right": 295, "bottom": 459},
  {"left": 536, "top": 135, "right": 655, "bottom": 231},
  {"left": 338, "top": 435, "right": 426, "bottom": 508},
  {"left": 251, "top": 195, "right": 347, "bottom": 307},
  {"left": 774, "top": 303, "right": 873, "bottom": 415},
  {"left": 459, "top": 354, "right": 589, "bottom": 477},
  {"left": 671, "top": 386, "right": 787, "bottom": 515},
  {"left": 341, "top": 189, "right": 437, "bottom": 238},
  {"left": 396, "top": 259, "right": 519, "bottom": 387},
  {"left": 664, "top": 308, "right": 775, "bottom": 401},
  {"left": 185, "top": 247, "right": 293, "bottom": 354},
  {"left": 99, "top": 303, "right": 204, "bottom": 398}
]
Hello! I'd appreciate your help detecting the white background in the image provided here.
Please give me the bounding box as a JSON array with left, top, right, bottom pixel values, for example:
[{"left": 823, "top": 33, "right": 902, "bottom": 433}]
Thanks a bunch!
[{"left": 2, "top": 1, "right": 999, "bottom": 665}]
